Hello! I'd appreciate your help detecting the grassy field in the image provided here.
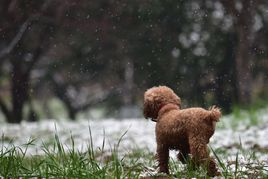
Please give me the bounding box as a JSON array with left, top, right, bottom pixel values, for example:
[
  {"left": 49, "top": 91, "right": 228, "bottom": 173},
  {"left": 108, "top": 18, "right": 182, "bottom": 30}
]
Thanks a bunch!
[
  {"left": 1, "top": 133, "right": 268, "bottom": 178},
  {"left": 1, "top": 137, "right": 268, "bottom": 178},
  {"left": 1, "top": 106, "right": 268, "bottom": 178}
]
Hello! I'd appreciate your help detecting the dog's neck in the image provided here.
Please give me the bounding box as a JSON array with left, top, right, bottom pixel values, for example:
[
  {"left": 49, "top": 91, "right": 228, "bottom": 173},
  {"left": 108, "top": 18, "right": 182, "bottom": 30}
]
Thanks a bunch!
[{"left": 158, "top": 103, "right": 180, "bottom": 118}]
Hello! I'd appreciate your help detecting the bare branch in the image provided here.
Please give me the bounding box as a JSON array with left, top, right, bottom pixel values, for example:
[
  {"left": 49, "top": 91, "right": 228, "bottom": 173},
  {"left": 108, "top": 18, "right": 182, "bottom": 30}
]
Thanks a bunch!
[
  {"left": 0, "top": 0, "right": 54, "bottom": 60},
  {"left": 0, "top": 17, "right": 32, "bottom": 59},
  {"left": 50, "top": 74, "right": 75, "bottom": 111},
  {"left": 76, "top": 89, "right": 116, "bottom": 112},
  {"left": 25, "top": 46, "right": 43, "bottom": 75}
]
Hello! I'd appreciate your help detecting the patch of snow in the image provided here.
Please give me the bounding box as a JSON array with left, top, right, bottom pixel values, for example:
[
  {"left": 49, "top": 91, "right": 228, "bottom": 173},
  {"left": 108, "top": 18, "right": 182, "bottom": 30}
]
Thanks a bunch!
[
  {"left": 0, "top": 119, "right": 156, "bottom": 155},
  {"left": 1, "top": 111, "right": 268, "bottom": 173}
]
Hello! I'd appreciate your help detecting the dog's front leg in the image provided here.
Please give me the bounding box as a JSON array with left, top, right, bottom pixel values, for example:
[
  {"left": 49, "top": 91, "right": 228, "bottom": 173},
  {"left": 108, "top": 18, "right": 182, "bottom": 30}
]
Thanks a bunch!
[{"left": 156, "top": 144, "right": 169, "bottom": 174}]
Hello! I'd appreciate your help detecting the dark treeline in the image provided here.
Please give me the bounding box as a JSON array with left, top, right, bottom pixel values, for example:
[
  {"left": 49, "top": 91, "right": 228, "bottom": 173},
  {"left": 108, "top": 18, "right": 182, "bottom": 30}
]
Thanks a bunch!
[{"left": 0, "top": 0, "right": 268, "bottom": 123}]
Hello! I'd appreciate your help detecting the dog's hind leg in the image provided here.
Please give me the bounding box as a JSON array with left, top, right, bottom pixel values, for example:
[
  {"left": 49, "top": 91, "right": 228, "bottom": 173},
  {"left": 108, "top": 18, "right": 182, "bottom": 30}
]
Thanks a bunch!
[
  {"left": 156, "top": 144, "right": 169, "bottom": 174},
  {"left": 189, "top": 138, "right": 219, "bottom": 177}
]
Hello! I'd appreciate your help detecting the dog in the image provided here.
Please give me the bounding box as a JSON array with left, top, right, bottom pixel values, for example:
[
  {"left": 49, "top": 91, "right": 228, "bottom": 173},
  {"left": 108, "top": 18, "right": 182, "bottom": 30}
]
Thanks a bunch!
[{"left": 143, "top": 86, "right": 221, "bottom": 177}]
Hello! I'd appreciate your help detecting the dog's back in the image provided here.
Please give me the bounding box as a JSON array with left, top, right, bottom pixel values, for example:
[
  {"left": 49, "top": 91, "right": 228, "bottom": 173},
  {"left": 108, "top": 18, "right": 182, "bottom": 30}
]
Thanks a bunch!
[{"left": 156, "top": 106, "right": 221, "bottom": 147}]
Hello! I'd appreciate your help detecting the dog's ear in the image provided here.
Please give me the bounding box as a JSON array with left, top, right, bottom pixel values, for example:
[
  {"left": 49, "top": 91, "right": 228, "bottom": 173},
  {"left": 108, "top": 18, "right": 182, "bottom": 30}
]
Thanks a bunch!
[
  {"left": 143, "top": 99, "right": 158, "bottom": 120},
  {"left": 143, "top": 100, "right": 150, "bottom": 119},
  {"left": 143, "top": 95, "right": 160, "bottom": 120}
]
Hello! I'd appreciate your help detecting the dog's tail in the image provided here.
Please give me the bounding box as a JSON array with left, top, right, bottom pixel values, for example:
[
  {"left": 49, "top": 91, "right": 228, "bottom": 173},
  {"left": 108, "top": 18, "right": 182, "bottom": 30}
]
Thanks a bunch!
[{"left": 208, "top": 105, "right": 221, "bottom": 122}]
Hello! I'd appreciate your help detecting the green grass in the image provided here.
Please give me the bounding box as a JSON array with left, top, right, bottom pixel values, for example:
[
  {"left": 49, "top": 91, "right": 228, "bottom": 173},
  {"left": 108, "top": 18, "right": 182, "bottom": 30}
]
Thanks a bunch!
[
  {"left": 216, "top": 104, "right": 268, "bottom": 129},
  {"left": 0, "top": 132, "right": 144, "bottom": 178},
  {"left": 2, "top": 103, "right": 268, "bottom": 178},
  {"left": 211, "top": 146, "right": 268, "bottom": 178},
  {"left": 232, "top": 105, "right": 259, "bottom": 126},
  {"left": 1, "top": 131, "right": 268, "bottom": 178}
]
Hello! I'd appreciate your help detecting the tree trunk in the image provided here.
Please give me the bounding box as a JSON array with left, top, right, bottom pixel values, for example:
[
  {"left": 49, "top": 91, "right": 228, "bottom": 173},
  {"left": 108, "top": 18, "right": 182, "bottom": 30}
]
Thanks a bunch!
[
  {"left": 67, "top": 108, "right": 77, "bottom": 120},
  {"left": 9, "top": 62, "right": 29, "bottom": 123},
  {"left": 122, "top": 58, "right": 134, "bottom": 106},
  {"left": 234, "top": 2, "right": 257, "bottom": 105},
  {"left": 0, "top": 98, "right": 11, "bottom": 121},
  {"left": 215, "top": 33, "right": 236, "bottom": 112},
  {"left": 220, "top": 0, "right": 259, "bottom": 105},
  {"left": 50, "top": 76, "right": 78, "bottom": 120},
  {"left": 235, "top": 27, "right": 253, "bottom": 104}
]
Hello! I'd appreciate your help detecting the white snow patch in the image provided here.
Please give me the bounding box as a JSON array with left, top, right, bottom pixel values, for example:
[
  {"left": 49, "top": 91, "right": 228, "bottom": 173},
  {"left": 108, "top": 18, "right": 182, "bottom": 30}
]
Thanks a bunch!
[
  {"left": 0, "top": 119, "right": 156, "bottom": 155},
  {"left": 1, "top": 111, "right": 268, "bottom": 172}
]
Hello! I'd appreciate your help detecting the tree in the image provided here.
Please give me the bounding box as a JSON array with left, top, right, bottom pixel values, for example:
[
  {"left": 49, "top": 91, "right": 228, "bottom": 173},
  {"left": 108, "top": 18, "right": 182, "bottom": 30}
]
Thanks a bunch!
[
  {"left": 220, "top": 0, "right": 260, "bottom": 104},
  {"left": 0, "top": 0, "right": 71, "bottom": 123},
  {"left": 1, "top": 0, "right": 267, "bottom": 122}
]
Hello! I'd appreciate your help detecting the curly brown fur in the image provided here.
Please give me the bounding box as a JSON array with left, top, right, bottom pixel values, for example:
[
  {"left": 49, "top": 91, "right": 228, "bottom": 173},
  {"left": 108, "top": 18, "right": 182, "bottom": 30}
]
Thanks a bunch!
[
  {"left": 143, "top": 86, "right": 221, "bottom": 177},
  {"left": 143, "top": 86, "right": 181, "bottom": 121}
]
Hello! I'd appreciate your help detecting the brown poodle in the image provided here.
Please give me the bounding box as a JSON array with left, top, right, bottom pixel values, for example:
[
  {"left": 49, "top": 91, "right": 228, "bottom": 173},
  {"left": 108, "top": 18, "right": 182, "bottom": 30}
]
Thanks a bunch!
[{"left": 143, "top": 86, "right": 221, "bottom": 177}]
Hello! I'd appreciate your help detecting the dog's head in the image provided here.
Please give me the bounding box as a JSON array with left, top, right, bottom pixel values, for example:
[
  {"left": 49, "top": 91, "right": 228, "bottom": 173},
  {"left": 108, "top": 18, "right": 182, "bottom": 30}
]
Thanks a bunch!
[{"left": 143, "top": 86, "right": 181, "bottom": 121}]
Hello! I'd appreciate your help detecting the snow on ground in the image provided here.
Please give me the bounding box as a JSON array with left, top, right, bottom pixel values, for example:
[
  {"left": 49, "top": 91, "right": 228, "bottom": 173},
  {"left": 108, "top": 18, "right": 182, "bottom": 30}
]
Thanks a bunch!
[
  {"left": 0, "top": 119, "right": 156, "bottom": 155},
  {"left": 1, "top": 113, "right": 268, "bottom": 166}
]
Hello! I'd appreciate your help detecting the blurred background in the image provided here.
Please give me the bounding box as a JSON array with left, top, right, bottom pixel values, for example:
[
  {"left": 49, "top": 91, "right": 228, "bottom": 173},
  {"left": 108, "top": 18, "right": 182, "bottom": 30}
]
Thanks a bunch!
[{"left": 0, "top": 0, "right": 268, "bottom": 123}]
